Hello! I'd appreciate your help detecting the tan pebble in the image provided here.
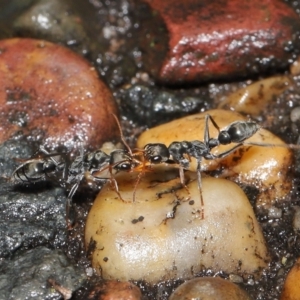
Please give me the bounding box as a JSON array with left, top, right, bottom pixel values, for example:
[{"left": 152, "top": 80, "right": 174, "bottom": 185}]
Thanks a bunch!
[
  {"left": 0, "top": 38, "right": 118, "bottom": 150},
  {"left": 85, "top": 166, "right": 268, "bottom": 284},
  {"left": 293, "top": 206, "right": 300, "bottom": 231},
  {"left": 281, "top": 258, "right": 300, "bottom": 300},
  {"left": 137, "top": 109, "right": 292, "bottom": 207},
  {"left": 217, "top": 76, "right": 292, "bottom": 116},
  {"left": 290, "top": 56, "right": 300, "bottom": 75},
  {"left": 169, "top": 277, "right": 252, "bottom": 300}
]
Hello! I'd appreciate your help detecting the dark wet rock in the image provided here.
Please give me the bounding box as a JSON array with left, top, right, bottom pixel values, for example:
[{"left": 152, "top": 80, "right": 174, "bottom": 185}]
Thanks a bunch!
[
  {"left": 13, "top": 0, "right": 90, "bottom": 56},
  {"left": 0, "top": 0, "right": 139, "bottom": 88},
  {"left": 0, "top": 38, "right": 118, "bottom": 151},
  {"left": 169, "top": 277, "right": 252, "bottom": 300},
  {"left": 0, "top": 186, "right": 67, "bottom": 258},
  {"left": 140, "top": 0, "right": 300, "bottom": 84},
  {"left": 0, "top": 246, "right": 87, "bottom": 300},
  {"left": 119, "top": 84, "right": 207, "bottom": 126}
]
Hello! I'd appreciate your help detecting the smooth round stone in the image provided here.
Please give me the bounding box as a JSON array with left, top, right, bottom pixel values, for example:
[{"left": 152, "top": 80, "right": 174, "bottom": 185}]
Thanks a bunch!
[
  {"left": 85, "top": 166, "right": 268, "bottom": 284},
  {"left": 169, "top": 277, "right": 252, "bottom": 300},
  {"left": 137, "top": 109, "right": 293, "bottom": 207},
  {"left": 0, "top": 38, "right": 118, "bottom": 150}
]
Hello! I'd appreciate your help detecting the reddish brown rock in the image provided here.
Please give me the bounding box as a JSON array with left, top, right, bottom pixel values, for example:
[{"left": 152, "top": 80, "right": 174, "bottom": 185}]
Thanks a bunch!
[
  {"left": 141, "top": 0, "right": 300, "bottom": 84},
  {"left": 281, "top": 258, "right": 300, "bottom": 300},
  {"left": 0, "top": 38, "right": 118, "bottom": 150},
  {"left": 87, "top": 281, "right": 142, "bottom": 300}
]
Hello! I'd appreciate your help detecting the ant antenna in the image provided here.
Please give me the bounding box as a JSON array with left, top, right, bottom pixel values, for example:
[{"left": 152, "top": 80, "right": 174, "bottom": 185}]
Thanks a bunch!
[
  {"left": 111, "top": 113, "right": 133, "bottom": 155},
  {"left": 243, "top": 141, "right": 300, "bottom": 149},
  {"left": 111, "top": 113, "right": 145, "bottom": 202}
]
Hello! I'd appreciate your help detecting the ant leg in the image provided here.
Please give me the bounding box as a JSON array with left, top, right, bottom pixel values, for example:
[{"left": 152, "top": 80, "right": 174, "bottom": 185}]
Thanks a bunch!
[
  {"left": 110, "top": 176, "right": 127, "bottom": 202},
  {"left": 178, "top": 165, "right": 191, "bottom": 200},
  {"left": 65, "top": 181, "right": 81, "bottom": 230},
  {"left": 204, "top": 114, "right": 221, "bottom": 143},
  {"left": 213, "top": 143, "right": 244, "bottom": 159},
  {"left": 195, "top": 159, "right": 204, "bottom": 219},
  {"left": 111, "top": 113, "right": 133, "bottom": 156},
  {"left": 108, "top": 165, "right": 127, "bottom": 202},
  {"left": 39, "top": 145, "right": 51, "bottom": 155},
  {"left": 132, "top": 171, "right": 143, "bottom": 203},
  {"left": 206, "top": 114, "right": 222, "bottom": 133},
  {"left": 39, "top": 145, "right": 62, "bottom": 167}
]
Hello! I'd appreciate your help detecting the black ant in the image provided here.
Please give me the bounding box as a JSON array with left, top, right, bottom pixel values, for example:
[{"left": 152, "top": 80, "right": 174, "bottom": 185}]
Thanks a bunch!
[{"left": 140, "top": 115, "right": 262, "bottom": 218}]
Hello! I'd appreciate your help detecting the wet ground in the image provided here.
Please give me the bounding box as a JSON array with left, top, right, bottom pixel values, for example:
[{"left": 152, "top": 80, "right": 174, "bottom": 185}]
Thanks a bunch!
[{"left": 1, "top": 0, "right": 300, "bottom": 299}]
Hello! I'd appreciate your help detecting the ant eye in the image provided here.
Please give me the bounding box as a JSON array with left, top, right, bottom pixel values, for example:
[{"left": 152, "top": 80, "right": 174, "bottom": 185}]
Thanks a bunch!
[
  {"left": 151, "top": 156, "right": 162, "bottom": 163},
  {"left": 118, "top": 162, "right": 131, "bottom": 171},
  {"left": 218, "top": 132, "right": 231, "bottom": 145}
]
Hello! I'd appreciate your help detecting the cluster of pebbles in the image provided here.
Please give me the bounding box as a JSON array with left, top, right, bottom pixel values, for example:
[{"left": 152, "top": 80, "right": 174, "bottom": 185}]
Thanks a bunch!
[{"left": 1, "top": 0, "right": 300, "bottom": 299}]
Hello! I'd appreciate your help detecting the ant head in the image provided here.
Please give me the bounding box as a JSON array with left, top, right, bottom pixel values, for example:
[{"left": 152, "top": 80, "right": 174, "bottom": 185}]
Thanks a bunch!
[
  {"left": 144, "top": 143, "right": 169, "bottom": 164},
  {"left": 218, "top": 131, "right": 231, "bottom": 145},
  {"left": 110, "top": 149, "right": 134, "bottom": 172}
]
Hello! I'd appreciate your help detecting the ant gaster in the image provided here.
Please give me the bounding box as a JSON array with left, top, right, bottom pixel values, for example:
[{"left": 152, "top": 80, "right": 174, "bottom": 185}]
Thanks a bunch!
[{"left": 11, "top": 145, "right": 65, "bottom": 185}]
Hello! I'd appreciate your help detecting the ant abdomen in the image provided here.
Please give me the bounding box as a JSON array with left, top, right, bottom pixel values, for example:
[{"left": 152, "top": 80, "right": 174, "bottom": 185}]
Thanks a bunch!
[
  {"left": 218, "top": 121, "right": 260, "bottom": 144},
  {"left": 13, "top": 160, "right": 48, "bottom": 182}
]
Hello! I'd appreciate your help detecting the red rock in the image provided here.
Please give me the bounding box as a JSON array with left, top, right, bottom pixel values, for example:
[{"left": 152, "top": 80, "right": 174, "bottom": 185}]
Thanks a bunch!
[
  {"left": 142, "top": 0, "right": 300, "bottom": 84},
  {"left": 0, "top": 38, "right": 118, "bottom": 150},
  {"left": 87, "top": 281, "right": 142, "bottom": 300}
]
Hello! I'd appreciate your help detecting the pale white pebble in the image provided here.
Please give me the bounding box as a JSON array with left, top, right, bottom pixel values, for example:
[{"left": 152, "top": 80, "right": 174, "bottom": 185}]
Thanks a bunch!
[
  {"left": 85, "top": 166, "right": 269, "bottom": 284},
  {"left": 229, "top": 274, "right": 244, "bottom": 284},
  {"left": 290, "top": 107, "right": 300, "bottom": 122}
]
